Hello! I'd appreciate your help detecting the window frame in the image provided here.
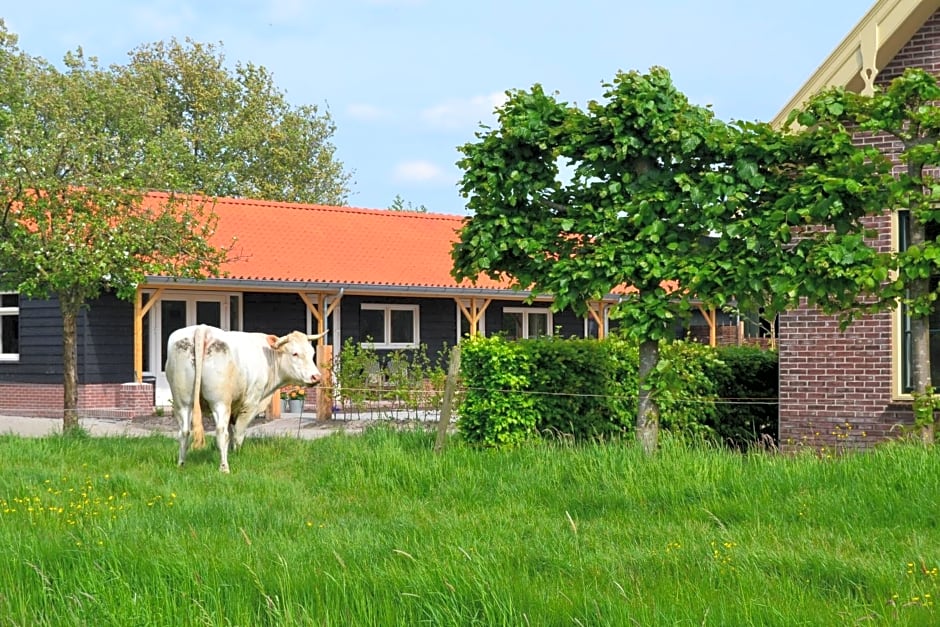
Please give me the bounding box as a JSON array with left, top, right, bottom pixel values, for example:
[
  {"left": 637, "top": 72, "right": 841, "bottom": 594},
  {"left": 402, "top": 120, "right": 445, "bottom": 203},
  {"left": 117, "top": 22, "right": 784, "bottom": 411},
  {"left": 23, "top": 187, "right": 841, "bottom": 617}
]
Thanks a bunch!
[
  {"left": 0, "top": 292, "right": 20, "bottom": 362},
  {"left": 359, "top": 303, "right": 420, "bottom": 349},
  {"left": 896, "top": 209, "right": 940, "bottom": 395},
  {"left": 502, "top": 306, "right": 553, "bottom": 339}
]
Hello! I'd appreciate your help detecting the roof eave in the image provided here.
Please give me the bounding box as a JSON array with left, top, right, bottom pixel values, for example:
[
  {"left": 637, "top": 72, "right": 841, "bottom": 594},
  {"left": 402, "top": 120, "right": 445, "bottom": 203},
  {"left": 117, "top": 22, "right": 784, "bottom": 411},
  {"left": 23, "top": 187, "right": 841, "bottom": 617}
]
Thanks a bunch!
[
  {"left": 141, "top": 276, "right": 624, "bottom": 302},
  {"left": 772, "top": 0, "right": 940, "bottom": 128}
]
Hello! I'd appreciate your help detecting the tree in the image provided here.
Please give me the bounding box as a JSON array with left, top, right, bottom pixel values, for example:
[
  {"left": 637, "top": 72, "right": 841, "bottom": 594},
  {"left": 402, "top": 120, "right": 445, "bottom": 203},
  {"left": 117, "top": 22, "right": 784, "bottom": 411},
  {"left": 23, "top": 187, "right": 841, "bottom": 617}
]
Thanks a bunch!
[
  {"left": 453, "top": 69, "right": 739, "bottom": 452},
  {"left": 388, "top": 194, "right": 428, "bottom": 212},
  {"left": 0, "top": 25, "right": 231, "bottom": 430},
  {"left": 452, "top": 67, "right": 893, "bottom": 453},
  {"left": 114, "top": 38, "right": 352, "bottom": 205},
  {"left": 802, "top": 68, "right": 940, "bottom": 440}
]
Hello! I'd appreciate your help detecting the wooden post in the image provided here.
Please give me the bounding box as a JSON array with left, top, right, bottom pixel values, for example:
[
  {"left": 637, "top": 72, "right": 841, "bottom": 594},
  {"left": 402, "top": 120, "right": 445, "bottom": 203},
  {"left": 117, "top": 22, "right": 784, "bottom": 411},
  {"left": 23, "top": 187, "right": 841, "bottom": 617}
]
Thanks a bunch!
[
  {"left": 434, "top": 345, "right": 461, "bottom": 454},
  {"left": 317, "top": 344, "right": 334, "bottom": 422},
  {"left": 266, "top": 393, "right": 282, "bottom": 420}
]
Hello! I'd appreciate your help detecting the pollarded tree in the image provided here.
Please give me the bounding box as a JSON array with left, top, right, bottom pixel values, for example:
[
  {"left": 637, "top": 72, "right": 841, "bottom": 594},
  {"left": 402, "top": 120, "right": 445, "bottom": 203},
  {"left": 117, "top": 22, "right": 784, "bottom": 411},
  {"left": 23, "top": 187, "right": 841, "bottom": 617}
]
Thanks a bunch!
[
  {"left": 452, "top": 67, "right": 894, "bottom": 452},
  {"left": 801, "top": 68, "right": 940, "bottom": 440},
  {"left": 114, "top": 38, "right": 352, "bottom": 205},
  {"left": 453, "top": 68, "right": 741, "bottom": 452},
  {"left": 0, "top": 28, "right": 231, "bottom": 430}
]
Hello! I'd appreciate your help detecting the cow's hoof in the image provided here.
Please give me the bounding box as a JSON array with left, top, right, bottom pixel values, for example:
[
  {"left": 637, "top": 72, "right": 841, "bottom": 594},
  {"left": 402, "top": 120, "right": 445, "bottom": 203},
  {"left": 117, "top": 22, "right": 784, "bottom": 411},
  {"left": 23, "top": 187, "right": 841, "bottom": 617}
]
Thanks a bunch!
[{"left": 220, "top": 465, "right": 230, "bottom": 474}]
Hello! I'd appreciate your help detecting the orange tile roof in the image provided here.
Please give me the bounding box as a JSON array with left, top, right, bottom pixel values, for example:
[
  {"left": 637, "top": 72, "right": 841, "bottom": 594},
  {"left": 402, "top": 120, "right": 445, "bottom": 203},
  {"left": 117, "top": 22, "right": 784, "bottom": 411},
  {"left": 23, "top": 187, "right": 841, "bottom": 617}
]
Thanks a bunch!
[{"left": 143, "top": 191, "right": 513, "bottom": 293}]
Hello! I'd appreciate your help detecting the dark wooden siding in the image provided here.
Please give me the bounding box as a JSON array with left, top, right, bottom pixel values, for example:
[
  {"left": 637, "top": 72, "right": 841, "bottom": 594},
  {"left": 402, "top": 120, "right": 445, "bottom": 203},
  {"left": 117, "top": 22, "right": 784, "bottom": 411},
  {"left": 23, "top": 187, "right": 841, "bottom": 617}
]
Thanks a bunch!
[
  {"left": 483, "top": 300, "right": 590, "bottom": 338},
  {"left": 78, "top": 293, "right": 135, "bottom": 383},
  {"left": 0, "top": 297, "right": 62, "bottom": 383},
  {"left": 339, "top": 295, "right": 456, "bottom": 366},
  {"left": 243, "top": 293, "right": 309, "bottom": 336},
  {"left": 0, "top": 292, "right": 134, "bottom": 384}
]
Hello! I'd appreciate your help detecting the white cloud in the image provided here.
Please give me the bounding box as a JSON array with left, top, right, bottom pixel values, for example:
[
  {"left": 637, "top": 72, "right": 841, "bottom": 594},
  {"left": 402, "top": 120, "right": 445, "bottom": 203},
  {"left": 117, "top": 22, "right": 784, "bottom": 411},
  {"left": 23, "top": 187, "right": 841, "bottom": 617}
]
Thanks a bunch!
[
  {"left": 393, "top": 160, "right": 447, "bottom": 183},
  {"left": 264, "top": 0, "right": 309, "bottom": 23},
  {"left": 420, "top": 92, "right": 508, "bottom": 131},
  {"left": 346, "top": 103, "right": 388, "bottom": 121}
]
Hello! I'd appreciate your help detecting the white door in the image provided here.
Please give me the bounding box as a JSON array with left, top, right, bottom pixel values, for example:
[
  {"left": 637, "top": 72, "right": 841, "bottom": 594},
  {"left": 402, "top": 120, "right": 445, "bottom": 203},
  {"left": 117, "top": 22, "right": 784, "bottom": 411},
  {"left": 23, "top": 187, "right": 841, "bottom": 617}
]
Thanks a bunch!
[{"left": 147, "top": 294, "right": 234, "bottom": 406}]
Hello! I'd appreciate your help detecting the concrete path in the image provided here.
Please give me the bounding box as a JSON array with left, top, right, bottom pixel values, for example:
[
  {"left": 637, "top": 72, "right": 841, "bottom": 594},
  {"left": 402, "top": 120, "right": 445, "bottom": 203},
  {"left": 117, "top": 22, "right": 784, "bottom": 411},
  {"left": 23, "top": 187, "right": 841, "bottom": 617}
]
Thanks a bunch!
[{"left": 0, "top": 413, "right": 372, "bottom": 440}]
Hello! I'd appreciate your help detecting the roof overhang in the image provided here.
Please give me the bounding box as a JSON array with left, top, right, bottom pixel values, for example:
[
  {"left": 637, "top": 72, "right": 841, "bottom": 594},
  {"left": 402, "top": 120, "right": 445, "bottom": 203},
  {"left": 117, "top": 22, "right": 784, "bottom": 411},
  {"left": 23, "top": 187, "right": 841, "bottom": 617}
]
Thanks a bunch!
[
  {"left": 773, "top": 0, "right": 940, "bottom": 127},
  {"left": 140, "top": 276, "right": 626, "bottom": 303}
]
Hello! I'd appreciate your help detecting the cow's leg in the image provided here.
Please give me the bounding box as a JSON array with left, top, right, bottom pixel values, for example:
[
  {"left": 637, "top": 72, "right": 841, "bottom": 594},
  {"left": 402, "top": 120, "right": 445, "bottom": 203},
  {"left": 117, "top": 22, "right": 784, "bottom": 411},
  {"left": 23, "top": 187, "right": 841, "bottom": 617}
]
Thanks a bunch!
[
  {"left": 213, "top": 403, "right": 233, "bottom": 473},
  {"left": 231, "top": 410, "right": 254, "bottom": 450},
  {"left": 176, "top": 405, "right": 192, "bottom": 466}
]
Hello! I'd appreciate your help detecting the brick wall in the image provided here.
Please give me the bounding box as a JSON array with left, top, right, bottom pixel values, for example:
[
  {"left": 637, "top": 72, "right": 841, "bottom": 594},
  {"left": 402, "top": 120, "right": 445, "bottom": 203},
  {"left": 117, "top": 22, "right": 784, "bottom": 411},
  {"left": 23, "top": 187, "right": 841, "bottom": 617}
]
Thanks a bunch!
[
  {"left": 0, "top": 382, "right": 154, "bottom": 419},
  {"left": 778, "top": 10, "right": 940, "bottom": 450},
  {"left": 779, "top": 307, "right": 913, "bottom": 451}
]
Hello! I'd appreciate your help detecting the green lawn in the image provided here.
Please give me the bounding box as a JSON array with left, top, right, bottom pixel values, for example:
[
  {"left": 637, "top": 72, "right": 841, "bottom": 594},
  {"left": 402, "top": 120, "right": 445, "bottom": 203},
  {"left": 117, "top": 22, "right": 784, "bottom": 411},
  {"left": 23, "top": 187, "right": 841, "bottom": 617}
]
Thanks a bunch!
[{"left": 1, "top": 427, "right": 938, "bottom": 625}]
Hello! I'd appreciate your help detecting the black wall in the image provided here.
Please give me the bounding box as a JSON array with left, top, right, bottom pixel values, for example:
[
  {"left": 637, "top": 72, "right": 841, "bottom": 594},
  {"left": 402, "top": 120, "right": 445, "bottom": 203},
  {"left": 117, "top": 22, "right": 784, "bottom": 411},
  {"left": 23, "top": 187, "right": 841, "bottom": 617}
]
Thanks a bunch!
[
  {"left": 2, "top": 291, "right": 602, "bottom": 385},
  {"left": 0, "top": 292, "right": 134, "bottom": 384}
]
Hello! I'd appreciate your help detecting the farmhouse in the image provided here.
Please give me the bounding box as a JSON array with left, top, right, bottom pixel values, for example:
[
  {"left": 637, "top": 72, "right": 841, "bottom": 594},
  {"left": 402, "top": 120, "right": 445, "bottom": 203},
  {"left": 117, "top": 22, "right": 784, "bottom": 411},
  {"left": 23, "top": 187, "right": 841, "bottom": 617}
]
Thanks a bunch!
[
  {"left": 1, "top": 192, "right": 646, "bottom": 419},
  {"left": 774, "top": 0, "right": 940, "bottom": 449}
]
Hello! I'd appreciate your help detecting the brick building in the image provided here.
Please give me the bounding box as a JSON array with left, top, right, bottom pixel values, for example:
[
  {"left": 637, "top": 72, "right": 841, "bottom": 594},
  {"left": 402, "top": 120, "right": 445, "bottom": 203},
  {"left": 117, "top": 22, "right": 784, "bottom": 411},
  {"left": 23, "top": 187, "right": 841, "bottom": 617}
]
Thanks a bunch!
[{"left": 774, "top": 0, "right": 940, "bottom": 449}]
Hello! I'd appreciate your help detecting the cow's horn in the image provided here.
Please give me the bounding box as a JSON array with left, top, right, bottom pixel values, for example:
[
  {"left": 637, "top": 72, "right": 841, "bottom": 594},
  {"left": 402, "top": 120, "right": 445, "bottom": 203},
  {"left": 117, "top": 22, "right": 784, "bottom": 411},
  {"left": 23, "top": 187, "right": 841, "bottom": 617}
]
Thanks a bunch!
[
  {"left": 274, "top": 335, "right": 290, "bottom": 349},
  {"left": 307, "top": 330, "right": 328, "bottom": 341}
]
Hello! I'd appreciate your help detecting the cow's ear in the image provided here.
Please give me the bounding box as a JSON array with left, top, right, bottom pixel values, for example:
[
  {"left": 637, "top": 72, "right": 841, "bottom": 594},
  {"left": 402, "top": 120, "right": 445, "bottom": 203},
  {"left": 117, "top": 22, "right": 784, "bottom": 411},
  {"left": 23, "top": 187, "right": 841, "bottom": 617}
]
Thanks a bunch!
[{"left": 266, "top": 334, "right": 280, "bottom": 349}]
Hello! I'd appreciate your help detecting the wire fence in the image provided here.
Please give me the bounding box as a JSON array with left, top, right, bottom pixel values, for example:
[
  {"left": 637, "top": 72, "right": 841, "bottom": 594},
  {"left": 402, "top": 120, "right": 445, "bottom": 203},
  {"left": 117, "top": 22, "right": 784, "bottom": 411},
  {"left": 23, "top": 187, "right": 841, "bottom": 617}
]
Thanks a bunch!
[{"left": 318, "top": 383, "right": 779, "bottom": 423}]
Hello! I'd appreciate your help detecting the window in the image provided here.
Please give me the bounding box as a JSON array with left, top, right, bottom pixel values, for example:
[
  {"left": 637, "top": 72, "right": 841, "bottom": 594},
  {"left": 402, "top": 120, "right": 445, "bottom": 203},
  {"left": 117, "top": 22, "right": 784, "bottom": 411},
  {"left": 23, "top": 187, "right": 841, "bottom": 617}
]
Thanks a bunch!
[
  {"left": 360, "top": 304, "right": 419, "bottom": 348},
  {"left": 898, "top": 210, "right": 940, "bottom": 393},
  {"left": 0, "top": 293, "right": 19, "bottom": 361},
  {"left": 502, "top": 307, "right": 551, "bottom": 339}
]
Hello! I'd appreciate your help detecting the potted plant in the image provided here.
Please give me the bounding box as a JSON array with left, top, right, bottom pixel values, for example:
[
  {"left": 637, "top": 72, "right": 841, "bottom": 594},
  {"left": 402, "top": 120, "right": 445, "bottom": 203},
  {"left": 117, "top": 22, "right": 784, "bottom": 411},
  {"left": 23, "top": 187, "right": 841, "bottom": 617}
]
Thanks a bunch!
[
  {"left": 286, "top": 386, "right": 306, "bottom": 413},
  {"left": 280, "top": 388, "right": 290, "bottom": 412}
]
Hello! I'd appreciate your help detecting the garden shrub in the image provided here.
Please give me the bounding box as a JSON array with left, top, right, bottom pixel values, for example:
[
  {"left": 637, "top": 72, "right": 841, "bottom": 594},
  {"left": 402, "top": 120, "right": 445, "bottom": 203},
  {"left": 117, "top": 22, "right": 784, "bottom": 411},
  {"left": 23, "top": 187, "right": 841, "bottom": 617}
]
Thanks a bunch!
[
  {"left": 455, "top": 335, "right": 777, "bottom": 449},
  {"left": 523, "top": 337, "right": 635, "bottom": 440},
  {"left": 333, "top": 338, "right": 448, "bottom": 414},
  {"left": 706, "top": 346, "right": 779, "bottom": 447},
  {"left": 651, "top": 340, "right": 727, "bottom": 440},
  {"left": 456, "top": 335, "right": 539, "bottom": 448}
]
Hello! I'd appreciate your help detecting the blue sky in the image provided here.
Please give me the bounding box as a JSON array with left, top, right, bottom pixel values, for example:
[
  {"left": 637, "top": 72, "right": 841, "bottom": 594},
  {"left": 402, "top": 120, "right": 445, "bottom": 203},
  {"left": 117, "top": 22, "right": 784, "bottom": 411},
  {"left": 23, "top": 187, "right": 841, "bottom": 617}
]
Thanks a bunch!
[{"left": 3, "top": 1, "right": 873, "bottom": 215}]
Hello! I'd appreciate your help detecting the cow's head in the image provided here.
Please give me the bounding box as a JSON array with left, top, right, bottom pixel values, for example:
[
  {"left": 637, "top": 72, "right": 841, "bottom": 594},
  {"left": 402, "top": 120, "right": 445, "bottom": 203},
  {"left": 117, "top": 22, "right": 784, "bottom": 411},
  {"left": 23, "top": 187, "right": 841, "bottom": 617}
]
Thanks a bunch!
[{"left": 269, "top": 330, "right": 328, "bottom": 386}]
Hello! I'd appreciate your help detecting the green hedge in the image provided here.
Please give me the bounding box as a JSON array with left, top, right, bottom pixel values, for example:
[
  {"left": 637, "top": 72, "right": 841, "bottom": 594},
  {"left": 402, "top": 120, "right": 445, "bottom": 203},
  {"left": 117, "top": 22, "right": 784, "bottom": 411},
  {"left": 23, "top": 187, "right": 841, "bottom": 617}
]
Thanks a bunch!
[
  {"left": 705, "top": 346, "right": 779, "bottom": 447},
  {"left": 455, "top": 335, "right": 540, "bottom": 448},
  {"left": 456, "top": 336, "right": 778, "bottom": 449},
  {"left": 524, "top": 337, "right": 636, "bottom": 440}
]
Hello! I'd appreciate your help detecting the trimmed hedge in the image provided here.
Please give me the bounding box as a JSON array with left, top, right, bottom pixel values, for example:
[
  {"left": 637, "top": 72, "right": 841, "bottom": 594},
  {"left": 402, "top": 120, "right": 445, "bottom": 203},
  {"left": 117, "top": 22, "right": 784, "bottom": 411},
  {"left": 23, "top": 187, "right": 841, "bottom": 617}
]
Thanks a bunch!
[
  {"left": 456, "top": 336, "right": 778, "bottom": 449},
  {"left": 525, "top": 337, "right": 636, "bottom": 440},
  {"left": 706, "top": 346, "right": 779, "bottom": 447}
]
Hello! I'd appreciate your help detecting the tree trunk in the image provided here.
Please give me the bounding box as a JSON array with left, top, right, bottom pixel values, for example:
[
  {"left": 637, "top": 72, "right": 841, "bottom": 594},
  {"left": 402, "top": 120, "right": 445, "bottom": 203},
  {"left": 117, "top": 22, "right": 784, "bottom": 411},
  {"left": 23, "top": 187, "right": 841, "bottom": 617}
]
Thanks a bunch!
[
  {"left": 907, "top": 161, "right": 934, "bottom": 444},
  {"left": 59, "top": 291, "right": 81, "bottom": 431},
  {"left": 637, "top": 339, "right": 660, "bottom": 454}
]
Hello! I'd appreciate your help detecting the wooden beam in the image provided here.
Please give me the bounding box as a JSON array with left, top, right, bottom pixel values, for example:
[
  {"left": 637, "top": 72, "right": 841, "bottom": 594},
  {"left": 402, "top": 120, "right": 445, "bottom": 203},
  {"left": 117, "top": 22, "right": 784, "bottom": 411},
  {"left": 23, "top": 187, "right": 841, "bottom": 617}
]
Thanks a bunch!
[
  {"left": 587, "top": 301, "right": 610, "bottom": 339},
  {"left": 299, "top": 291, "right": 343, "bottom": 341},
  {"left": 455, "top": 297, "right": 491, "bottom": 336},
  {"left": 695, "top": 304, "right": 717, "bottom": 347},
  {"left": 134, "top": 287, "right": 166, "bottom": 382},
  {"left": 134, "top": 288, "right": 143, "bottom": 383}
]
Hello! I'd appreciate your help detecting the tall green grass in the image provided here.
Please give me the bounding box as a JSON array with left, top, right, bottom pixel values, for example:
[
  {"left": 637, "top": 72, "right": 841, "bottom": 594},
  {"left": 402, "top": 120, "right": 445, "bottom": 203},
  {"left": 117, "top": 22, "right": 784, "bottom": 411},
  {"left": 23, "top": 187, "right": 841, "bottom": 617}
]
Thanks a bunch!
[{"left": 1, "top": 428, "right": 938, "bottom": 625}]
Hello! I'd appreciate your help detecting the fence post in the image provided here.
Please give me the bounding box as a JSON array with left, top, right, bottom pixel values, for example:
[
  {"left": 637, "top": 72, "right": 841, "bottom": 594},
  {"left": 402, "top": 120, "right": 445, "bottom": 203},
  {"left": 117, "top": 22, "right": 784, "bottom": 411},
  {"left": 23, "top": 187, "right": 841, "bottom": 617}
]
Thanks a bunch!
[
  {"left": 434, "top": 345, "right": 461, "bottom": 454},
  {"left": 317, "top": 344, "right": 334, "bottom": 422}
]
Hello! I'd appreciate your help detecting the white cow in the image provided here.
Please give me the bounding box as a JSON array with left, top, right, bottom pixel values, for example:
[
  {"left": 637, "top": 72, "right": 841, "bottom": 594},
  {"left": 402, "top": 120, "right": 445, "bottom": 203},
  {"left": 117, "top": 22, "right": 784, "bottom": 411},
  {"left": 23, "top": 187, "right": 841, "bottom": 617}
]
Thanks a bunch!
[{"left": 165, "top": 324, "right": 326, "bottom": 473}]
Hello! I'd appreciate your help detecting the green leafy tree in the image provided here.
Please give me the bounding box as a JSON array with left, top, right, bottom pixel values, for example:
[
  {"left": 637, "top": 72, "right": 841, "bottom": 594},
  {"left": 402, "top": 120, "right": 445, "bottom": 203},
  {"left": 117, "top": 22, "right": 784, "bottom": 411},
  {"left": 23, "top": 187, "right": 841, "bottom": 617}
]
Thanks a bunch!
[
  {"left": 0, "top": 25, "right": 231, "bottom": 429},
  {"left": 388, "top": 194, "right": 428, "bottom": 212},
  {"left": 799, "top": 68, "right": 940, "bottom": 440},
  {"left": 453, "top": 68, "right": 736, "bottom": 452},
  {"left": 452, "top": 67, "right": 893, "bottom": 453},
  {"left": 115, "top": 38, "right": 352, "bottom": 204}
]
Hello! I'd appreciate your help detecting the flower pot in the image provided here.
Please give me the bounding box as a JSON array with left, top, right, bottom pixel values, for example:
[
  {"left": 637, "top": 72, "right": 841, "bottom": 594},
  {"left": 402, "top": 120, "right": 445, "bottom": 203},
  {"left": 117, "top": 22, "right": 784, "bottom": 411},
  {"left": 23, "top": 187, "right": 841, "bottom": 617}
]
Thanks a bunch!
[
  {"left": 288, "top": 399, "right": 305, "bottom": 413},
  {"left": 281, "top": 399, "right": 290, "bottom": 412}
]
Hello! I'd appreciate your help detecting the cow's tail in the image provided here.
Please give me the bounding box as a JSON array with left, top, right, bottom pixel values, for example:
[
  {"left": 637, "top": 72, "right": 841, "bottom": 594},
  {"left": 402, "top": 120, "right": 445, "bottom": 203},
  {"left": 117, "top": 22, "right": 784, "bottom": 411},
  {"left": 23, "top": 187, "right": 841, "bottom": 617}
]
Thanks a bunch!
[{"left": 191, "top": 325, "right": 208, "bottom": 450}]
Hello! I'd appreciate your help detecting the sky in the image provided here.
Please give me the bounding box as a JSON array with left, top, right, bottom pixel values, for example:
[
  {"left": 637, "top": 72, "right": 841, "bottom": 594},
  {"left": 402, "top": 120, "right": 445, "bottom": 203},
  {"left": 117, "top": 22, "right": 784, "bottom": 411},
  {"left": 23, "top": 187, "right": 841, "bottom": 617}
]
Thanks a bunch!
[{"left": 2, "top": 1, "right": 875, "bottom": 215}]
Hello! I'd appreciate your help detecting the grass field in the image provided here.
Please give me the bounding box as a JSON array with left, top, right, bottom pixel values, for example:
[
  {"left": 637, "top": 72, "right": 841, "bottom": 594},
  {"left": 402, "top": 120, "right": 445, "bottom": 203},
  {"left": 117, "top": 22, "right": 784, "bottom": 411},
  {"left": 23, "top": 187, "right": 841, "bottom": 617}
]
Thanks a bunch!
[{"left": 1, "top": 427, "right": 938, "bottom": 626}]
